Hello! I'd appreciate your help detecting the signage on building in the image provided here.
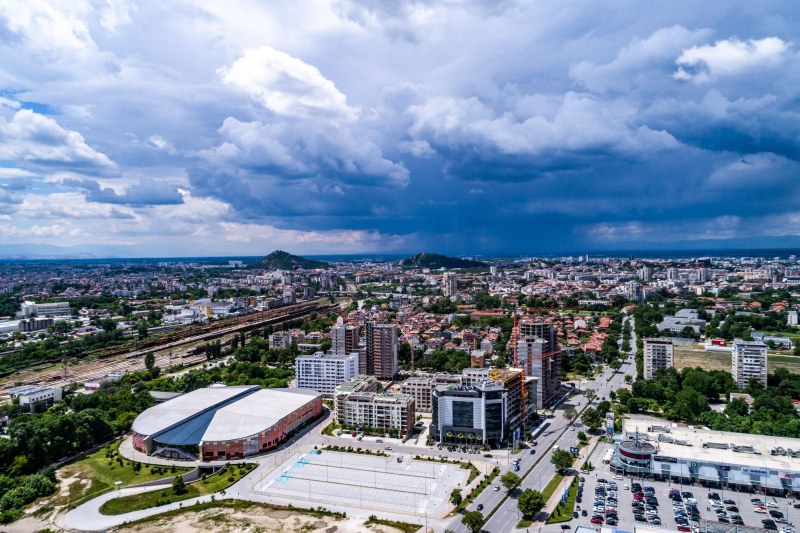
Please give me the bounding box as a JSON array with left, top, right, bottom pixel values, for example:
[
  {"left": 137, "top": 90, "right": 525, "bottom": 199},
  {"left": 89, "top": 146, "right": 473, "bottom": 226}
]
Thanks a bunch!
[
  {"left": 654, "top": 455, "right": 677, "bottom": 463},
  {"left": 718, "top": 465, "right": 730, "bottom": 471},
  {"left": 743, "top": 468, "right": 768, "bottom": 475}
]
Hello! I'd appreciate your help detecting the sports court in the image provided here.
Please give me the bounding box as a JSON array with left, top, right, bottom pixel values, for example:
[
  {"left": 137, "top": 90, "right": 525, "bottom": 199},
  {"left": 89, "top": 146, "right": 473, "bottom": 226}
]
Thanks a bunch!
[{"left": 252, "top": 450, "right": 470, "bottom": 517}]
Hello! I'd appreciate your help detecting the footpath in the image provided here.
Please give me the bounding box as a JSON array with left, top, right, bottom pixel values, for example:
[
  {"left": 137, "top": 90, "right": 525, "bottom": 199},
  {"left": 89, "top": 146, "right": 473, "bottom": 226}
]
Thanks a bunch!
[{"left": 535, "top": 435, "right": 600, "bottom": 527}]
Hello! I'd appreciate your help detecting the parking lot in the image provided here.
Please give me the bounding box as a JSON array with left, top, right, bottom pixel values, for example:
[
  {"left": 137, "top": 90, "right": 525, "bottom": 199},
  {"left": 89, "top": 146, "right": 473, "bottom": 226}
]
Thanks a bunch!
[
  {"left": 570, "top": 443, "right": 800, "bottom": 532},
  {"left": 253, "top": 450, "right": 469, "bottom": 518}
]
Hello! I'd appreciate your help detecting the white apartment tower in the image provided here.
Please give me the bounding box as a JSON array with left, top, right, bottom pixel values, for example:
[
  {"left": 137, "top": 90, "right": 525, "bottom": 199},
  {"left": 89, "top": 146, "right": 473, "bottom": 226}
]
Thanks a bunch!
[
  {"left": 732, "top": 340, "right": 768, "bottom": 389},
  {"left": 294, "top": 352, "right": 358, "bottom": 397},
  {"left": 643, "top": 338, "right": 674, "bottom": 380},
  {"left": 331, "top": 323, "right": 360, "bottom": 356},
  {"left": 442, "top": 272, "right": 458, "bottom": 297}
]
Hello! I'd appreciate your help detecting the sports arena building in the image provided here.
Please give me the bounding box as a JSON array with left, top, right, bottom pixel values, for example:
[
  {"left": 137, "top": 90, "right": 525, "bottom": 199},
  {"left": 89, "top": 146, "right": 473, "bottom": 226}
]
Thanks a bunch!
[{"left": 131, "top": 385, "right": 322, "bottom": 461}]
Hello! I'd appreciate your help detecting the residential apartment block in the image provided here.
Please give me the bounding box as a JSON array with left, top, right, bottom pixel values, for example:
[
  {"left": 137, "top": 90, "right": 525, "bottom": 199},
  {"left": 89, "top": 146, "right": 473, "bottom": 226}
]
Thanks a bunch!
[
  {"left": 334, "top": 377, "right": 415, "bottom": 438},
  {"left": 294, "top": 351, "right": 358, "bottom": 397},
  {"left": 364, "top": 322, "right": 397, "bottom": 380},
  {"left": 643, "top": 338, "right": 674, "bottom": 380},
  {"left": 732, "top": 339, "right": 768, "bottom": 389},
  {"left": 331, "top": 323, "right": 360, "bottom": 356},
  {"left": 516, "top": 320, "right": 561, "bottom": 408}
]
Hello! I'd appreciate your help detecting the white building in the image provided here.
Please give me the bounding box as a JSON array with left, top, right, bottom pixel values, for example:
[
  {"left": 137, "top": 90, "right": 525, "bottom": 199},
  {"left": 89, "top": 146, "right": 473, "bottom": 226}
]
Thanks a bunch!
[
  {"left": 442, "top": 272, "right": 457, "bottom": 297},
  {"left": 8, "top": 385, "right": 62, "bottom": 412},
  {"left": 294, "top": 351, "right": 358, "bottom": 397},
  {"left": 331, "top": 323, "right": 360, "bottom": 356},
  {"left": 269, "top": 330, "right": 293, "bottom": 350},
  {"left": 19, "top": 301, "right": 71, "bottom": 318},
  {"left": 643, "top": 338, "right": 674, "bottom": 380},
  {"left": 788, "top": 310, "right": 798, "bottom": 327},
  {"left": 732, "top": 339, "right": 768, "bottom": 389}
]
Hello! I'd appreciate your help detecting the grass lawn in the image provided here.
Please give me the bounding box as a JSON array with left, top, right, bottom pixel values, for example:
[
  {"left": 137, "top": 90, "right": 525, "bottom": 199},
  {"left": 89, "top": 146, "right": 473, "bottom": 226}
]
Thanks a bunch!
[
  {"left": 99, "top": 463, "right": 256, "bottom": 515},
  {"left": 57, "top": 440, "right": 191, "bottom": 509},
  {"left": 460, "top": 462, "right": 481, "bottom": 484},
  {"left": 541, "top": 473, "right": 564, "bottom": 502},
  {"left": 547, "top": 477, "right": 579, "bottom": 523},
  {"left": 516, "top": 518, "right": 533, "bottom": 527}
]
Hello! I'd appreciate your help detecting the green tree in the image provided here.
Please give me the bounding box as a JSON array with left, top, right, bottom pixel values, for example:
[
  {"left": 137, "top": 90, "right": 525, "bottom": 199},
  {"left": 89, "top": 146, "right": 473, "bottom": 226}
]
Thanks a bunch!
[
  {"left": 551, "top": 449, "right": 574, "bottom": 475},
  {"left": 518, "top": 488, "right": 545, "bottom": 519},
  {"left": 563, "top": 407, "right": 577, "bottom": 421},
  {"left": 144, "top": 352, "right": 155, "bottom": 372},
  {"left": 500, "top": 471, "right": 521, "bottom": 492},
  {"left": 581, "top": 407, "right": 603, "bottom": 433},
  {"left": 461, "top": 511, "right": 485, "bottom": 533},
  {"left": 449, "top": 488, "right": 462, "bottom": 506},
  {"left": 172, "top": 475, "right": 187, "bottom": 495}
]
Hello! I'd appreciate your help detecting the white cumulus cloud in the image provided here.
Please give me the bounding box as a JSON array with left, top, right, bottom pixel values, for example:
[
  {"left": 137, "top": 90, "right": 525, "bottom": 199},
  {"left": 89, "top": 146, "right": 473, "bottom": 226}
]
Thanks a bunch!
[
  {"left": 220, "top": 46, "right": 357, "bottom": 120},
  {"left": 0, "top": 109, "right": 117, "bottom": 175},
  {"left": 674, "top": 37, "right": 788, "bottom": 83}
]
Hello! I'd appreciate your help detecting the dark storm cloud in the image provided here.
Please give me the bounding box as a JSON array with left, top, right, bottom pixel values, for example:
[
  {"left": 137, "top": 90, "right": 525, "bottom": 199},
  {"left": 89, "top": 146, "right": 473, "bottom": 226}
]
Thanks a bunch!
[{"left": 0, "top": 0, "right": 799, "bottom": 254}]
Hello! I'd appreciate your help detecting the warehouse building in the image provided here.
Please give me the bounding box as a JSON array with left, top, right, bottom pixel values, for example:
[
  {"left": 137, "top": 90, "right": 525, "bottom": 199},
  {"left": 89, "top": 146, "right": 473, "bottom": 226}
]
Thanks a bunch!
[{"left": 131, "top": 385, "right": 321, "bottom": 461}]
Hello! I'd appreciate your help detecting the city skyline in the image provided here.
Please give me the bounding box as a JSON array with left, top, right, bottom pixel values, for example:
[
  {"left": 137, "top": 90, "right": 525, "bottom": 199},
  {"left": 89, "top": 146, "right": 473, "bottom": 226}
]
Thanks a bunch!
[{"left": 0, "top": 1, "right": 798, "bottom": 257}]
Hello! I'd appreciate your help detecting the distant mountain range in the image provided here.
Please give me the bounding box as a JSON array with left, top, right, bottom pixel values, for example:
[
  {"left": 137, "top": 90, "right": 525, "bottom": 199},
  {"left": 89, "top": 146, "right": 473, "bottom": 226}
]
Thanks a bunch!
[
  {"left": 260, "top": 250, "right": 329, "bottom": 270},
  {"left": 398, "top": 252, "right": 488, "bottom": 269}
]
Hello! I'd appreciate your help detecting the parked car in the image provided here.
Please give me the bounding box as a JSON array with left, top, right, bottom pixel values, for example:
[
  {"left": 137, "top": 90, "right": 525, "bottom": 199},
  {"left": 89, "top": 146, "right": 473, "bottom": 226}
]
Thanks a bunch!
[
  {"left": 591, "top": 516, "right": 603, "bottom": 524},
  {"left": 476, "top": 504, "right": 483, "bottom": 511}
]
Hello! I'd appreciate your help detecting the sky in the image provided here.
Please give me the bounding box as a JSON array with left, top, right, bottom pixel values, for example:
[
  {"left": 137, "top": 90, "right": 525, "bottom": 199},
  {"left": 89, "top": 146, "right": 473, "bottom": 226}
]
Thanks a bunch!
[{"left": 0, "top": 1, "right": 799, "bottom": 257}]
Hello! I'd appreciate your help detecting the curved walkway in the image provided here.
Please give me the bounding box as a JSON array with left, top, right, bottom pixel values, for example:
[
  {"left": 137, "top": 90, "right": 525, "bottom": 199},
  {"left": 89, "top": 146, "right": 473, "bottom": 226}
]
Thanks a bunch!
[{"left": 61, "top": 482, "right": 232, "bottom": 532}]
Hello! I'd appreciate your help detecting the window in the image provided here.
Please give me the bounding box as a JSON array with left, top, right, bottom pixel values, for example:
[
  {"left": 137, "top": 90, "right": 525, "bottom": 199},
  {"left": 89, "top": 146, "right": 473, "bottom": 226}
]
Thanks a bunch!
[{"left": 452, "top": 401, "right": 474, "bottom": 428}]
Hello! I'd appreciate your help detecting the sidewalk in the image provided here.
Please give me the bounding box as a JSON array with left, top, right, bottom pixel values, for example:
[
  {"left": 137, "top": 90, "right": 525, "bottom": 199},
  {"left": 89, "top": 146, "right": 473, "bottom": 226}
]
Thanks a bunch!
[{"left": 535, "top": 436, "right": 599, "bottom": 526}]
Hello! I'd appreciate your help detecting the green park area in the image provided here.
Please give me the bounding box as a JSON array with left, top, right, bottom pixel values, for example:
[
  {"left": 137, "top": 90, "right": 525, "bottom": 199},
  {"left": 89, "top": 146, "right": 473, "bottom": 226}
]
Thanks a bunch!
[
  {"left": 56, "top": 441, "right": 191, "bottom": 509},
  {"left": 99, "top": 463, "right": 255, "bottom": 515}
]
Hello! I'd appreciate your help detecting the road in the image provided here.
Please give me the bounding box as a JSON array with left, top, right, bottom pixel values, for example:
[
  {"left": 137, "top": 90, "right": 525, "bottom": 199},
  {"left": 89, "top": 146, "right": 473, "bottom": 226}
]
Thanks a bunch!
[{"left": 445, "top": 321, "right": 638, "bottom": 533}]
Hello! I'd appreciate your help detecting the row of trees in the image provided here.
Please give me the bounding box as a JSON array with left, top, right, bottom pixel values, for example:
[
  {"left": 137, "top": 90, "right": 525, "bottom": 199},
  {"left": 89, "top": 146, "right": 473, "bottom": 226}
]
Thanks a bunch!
[{"left": 625, "top": 365, "right": 800, "bottom": 437}]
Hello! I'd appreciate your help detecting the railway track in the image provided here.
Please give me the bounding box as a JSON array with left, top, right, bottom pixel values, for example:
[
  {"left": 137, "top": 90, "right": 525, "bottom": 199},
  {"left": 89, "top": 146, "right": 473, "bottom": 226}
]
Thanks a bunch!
[{"left": 1, "top": 300, "right": 335, "bottom": 391}]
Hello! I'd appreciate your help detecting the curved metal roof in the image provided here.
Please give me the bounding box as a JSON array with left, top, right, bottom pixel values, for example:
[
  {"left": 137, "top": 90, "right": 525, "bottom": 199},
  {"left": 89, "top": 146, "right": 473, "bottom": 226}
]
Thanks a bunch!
[
  {"left": 200, "top": 388, "right": 320, "bottom": 442},
  {"left": 131, "top": 385, "right": 257, "bottom": 437}
]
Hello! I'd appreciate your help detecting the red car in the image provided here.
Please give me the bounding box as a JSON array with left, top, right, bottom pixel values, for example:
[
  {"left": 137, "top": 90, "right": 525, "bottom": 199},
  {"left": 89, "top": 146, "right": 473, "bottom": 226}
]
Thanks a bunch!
[
  {"left": 678, "top": 527, "right": 691, "bottom": 532},
  {"left": 634, "top": 494, "right": 644, "bottom": 500},
  {"left": 591, "top": 516, "right": 603, "bottom": 524}
]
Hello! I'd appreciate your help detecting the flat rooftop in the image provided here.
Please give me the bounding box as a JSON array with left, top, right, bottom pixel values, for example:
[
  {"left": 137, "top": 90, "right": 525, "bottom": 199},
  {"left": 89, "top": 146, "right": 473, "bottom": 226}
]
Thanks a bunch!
[{"left": 624, "top": 415, "right": 800, "bottom": 472}]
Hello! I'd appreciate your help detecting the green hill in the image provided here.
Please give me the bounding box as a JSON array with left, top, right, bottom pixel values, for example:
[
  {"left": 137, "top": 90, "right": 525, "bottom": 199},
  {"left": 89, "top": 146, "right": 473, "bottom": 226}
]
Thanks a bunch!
[
  {"left": 260, "top": 250, "right": 328, "bottom": 270},
  {"left": 398, "top": 252, "right": 487, "bottom": 269}
]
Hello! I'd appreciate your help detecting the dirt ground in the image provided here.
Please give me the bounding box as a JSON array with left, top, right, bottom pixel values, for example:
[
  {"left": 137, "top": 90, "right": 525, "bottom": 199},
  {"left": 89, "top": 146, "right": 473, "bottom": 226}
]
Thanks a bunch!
[
  {"left": 2, "top": 501, "right": 415, "bottom": 533},
  {"left": 115, "top": 504, "right": 412, "bottom": 533},
  {"left": 674, "top": 347, "right": 800, "bottom": 373},
  {"left": 674, "top": 347, "right": 731, "bottom": 371}
]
